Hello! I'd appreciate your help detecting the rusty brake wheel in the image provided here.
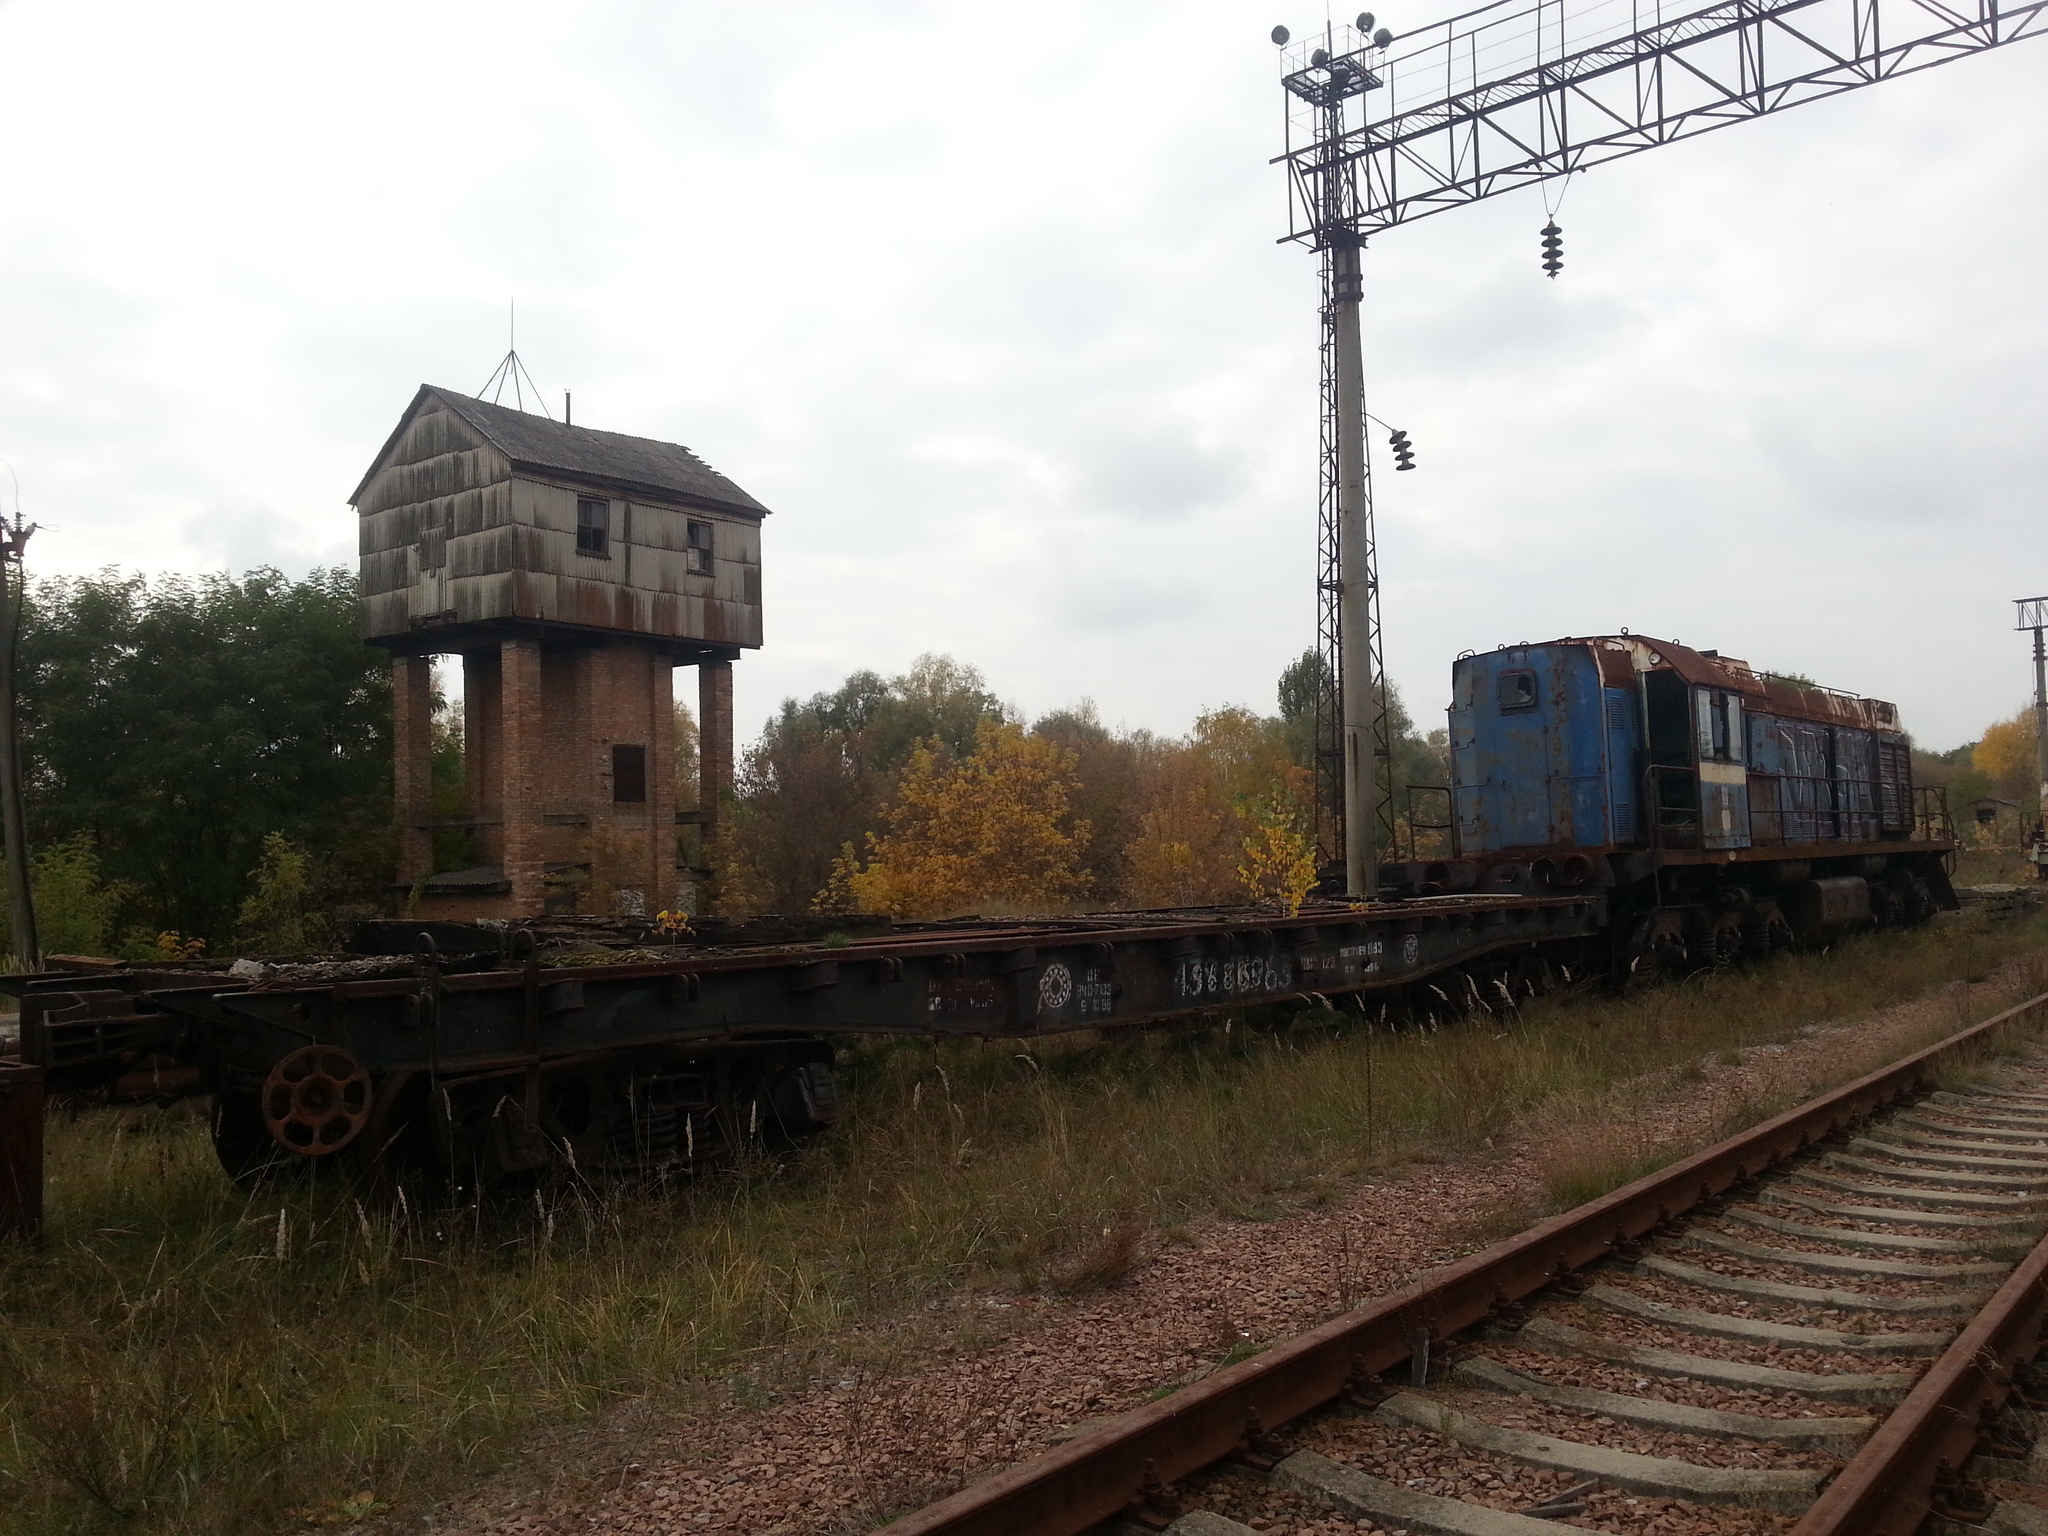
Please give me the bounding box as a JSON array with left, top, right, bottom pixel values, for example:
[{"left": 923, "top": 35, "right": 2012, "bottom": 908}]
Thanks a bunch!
[{"left": 262, "top": 1045, "right": 373, "bottom": 1156}]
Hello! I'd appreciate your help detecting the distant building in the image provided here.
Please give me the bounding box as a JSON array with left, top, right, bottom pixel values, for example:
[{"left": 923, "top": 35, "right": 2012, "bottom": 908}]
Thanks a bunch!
[{"left": 353, "top": 385, "right": 766, "bottom": 917}]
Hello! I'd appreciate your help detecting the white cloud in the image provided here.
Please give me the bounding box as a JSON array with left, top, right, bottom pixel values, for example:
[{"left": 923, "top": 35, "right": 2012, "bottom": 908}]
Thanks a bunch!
[{"left": 0, "top": 0, "right": 2043, "bottom": 749}]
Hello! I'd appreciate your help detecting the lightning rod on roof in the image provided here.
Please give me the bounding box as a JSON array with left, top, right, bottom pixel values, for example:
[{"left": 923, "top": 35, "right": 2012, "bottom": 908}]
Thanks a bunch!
[{"left": 477, "top": 297, "right": 553, "bottom": 418}]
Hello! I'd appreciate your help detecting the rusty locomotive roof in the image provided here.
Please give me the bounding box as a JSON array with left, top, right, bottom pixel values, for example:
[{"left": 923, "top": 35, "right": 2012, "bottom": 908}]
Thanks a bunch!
[
  {"left": 350, "top": 385, "right": 772, "bottom": 517},
  {"left": 1483, "top": 635, "right": 1905, "bottom": 734}
]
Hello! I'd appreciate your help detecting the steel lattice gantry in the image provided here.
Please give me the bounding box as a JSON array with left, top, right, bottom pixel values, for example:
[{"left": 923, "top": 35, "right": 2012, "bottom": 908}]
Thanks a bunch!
[
  {"left": 1284, "top": 0, "right": 2048, "bottom": 235},
  {"left": 1279, "top": 0, "right": 2046, "bottom": 892}
]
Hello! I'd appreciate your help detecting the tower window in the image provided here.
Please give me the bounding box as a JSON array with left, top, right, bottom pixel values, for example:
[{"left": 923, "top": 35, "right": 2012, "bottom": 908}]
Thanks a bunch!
[
  {"left": 686, "top": 520, "right": 714, "bottom": 575},
  {"left": 611, "top": 744, "right": 647, "bottom": 803},
  {"left": 576, "top": 497, "right": 610, "bottom": 557}
]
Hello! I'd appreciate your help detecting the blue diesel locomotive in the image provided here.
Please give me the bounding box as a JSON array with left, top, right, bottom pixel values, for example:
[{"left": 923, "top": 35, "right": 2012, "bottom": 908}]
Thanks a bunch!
[{"left": 1409, "top": 634, "right": 1957, "bottom": 965}]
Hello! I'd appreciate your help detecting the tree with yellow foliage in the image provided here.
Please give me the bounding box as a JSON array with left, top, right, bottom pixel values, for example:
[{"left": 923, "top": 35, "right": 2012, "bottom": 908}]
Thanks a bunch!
[
  {"left": 1119, "top": 709, "right": 1321, "bottom": 908},
  {"left": 1123, "top": 748, "right": 1239, "bottom": 908},
  {"left": 827, "top": 721, "right": 1090, "bottom": 919},
  {"left": 1238, "top": 797, "right": 1319, "bottom": 915},
  {"left": 1974, "top": 707, "right": 2042, "bottom": 806}
]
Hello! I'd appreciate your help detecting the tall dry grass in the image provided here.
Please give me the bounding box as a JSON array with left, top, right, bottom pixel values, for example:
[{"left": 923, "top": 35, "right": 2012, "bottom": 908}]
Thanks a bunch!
[{"left": 1, "top": 913, "right": 2044, "bottom": 1534}]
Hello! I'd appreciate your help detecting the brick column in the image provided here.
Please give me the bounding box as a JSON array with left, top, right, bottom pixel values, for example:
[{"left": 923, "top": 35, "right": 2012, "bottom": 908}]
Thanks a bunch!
[
  {"left": 462, "top": 649, "right": 502, "bottom": 868},
  {"left": 499, "top": 638, "right": 545, "bottom": 915},
  {"left": 698, "top": 659, "right": 734, "bottom": 892},
  {"left": 392, "top": 654, "right": 435, "bottom": 886},
  {"left": 647, "top": 649, "right": 677, "bottom": 913}
]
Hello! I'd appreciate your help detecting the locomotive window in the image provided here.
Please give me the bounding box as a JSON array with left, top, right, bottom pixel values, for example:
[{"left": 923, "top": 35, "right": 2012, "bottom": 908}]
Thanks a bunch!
[
  {"left": 1694, "top": 688, "right": 1744, "bottom": 763},
  {"left": 1497, "top": 670, "right": 1538, "bottom": 711}
]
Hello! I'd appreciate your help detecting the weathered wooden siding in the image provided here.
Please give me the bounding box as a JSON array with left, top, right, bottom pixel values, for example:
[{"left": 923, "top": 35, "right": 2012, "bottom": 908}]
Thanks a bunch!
[{"left": 358, "top": 401, "right": 762, "bottom": 648}]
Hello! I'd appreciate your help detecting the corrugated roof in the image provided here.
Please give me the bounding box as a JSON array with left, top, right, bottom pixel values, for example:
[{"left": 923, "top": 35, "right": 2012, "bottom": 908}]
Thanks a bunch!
[{"left": 352, "top": 386, "right": 770, "bottom": 516}]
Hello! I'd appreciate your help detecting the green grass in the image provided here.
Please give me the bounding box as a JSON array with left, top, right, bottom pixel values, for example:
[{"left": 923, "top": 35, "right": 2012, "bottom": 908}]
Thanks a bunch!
[{"left": 1, "top": 913, "right": 2044, "bottom": 1534}]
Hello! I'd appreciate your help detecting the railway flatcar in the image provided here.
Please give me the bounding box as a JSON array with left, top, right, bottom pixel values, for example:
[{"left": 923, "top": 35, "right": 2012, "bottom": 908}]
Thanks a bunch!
[
  {"left": 1412, "top": 634, "right": 1956, "bottom": 966},
  {"left": 0, "top": 632, "right": 1957, "bottom": 1204}
]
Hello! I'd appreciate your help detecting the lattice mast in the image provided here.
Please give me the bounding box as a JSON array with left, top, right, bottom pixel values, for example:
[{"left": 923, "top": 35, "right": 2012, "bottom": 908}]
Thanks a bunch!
[
  {"left": 2019, "top": 598, "right": 2048, "bottom": 818},
  {"left": 1285, "top": 22, "right": 1396, "bottom": 899}
]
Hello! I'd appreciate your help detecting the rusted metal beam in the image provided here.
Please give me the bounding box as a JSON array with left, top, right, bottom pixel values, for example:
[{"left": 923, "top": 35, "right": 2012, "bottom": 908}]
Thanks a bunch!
[{"left": 874, "top": 989, "right": 2048, "bottom": 1536}]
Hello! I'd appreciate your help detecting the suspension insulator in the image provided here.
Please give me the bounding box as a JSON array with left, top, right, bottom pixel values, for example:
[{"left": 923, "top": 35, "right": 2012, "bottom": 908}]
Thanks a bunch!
[{"left": 1540, "top": 222, "right": 1563, "bottom": 278}]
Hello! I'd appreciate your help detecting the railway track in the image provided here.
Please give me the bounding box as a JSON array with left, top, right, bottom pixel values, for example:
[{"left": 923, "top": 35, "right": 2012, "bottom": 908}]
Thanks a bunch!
[{"left": 877, "top": 991, "right": 2048, "bottom": 1536}]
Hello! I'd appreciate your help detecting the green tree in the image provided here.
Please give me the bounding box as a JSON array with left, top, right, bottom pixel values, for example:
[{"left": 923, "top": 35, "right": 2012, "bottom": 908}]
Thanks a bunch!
[
  {"left": 235, "top": 833, "right": 314, "bottom": 954},
  {"left": 722, "top": 654, "right": 1008, "bottom": 912},
  {"left": 19, "top": 567, "right": 391, "bottom": 942},
  {"left": 0, "top": 835, "right": 132, "bottom": 959},
  {"left": 1032, "top": 702, "right": 1148, "bottom": 900}
]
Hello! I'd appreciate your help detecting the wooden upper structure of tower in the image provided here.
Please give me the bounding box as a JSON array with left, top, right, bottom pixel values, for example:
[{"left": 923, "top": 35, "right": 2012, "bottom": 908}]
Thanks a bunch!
[{"left": 353, "top": 384, "right": 766, "bottom": 918}]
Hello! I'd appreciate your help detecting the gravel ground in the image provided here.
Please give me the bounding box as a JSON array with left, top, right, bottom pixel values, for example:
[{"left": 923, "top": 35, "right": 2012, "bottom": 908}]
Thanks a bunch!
[{"left": 402, "top": 963, "right": 2045, "bottom": 1536}]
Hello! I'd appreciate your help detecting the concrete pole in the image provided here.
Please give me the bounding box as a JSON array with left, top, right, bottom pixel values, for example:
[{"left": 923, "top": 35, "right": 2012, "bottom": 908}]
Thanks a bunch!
[
  {"left": 2034, "top": 625, "right": 2047, "bottom": 827},
  {"left": 0, "top": 530, "right": 37, "bottom": 966},
  {"left": 1331, "top": 237, "right": 1378, "bottom": 902}
]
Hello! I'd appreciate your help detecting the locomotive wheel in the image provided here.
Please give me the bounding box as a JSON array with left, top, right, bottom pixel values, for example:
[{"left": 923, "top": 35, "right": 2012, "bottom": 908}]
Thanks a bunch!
[
  {"left": 262, "top": 1045, "right": 373, "bottom": 1156},
  {"left": 1626, "top": 914, "right": 1688, "bottom": 982},
  {"left": 1895, "top": 874, "right": 1935, "bottom": 926},
  {"left": 1708, "top": 915, "right": 1745, "bottom": 968},
  {"left": 1764, "top": 907, "right": 1796, "bottom": 954}
]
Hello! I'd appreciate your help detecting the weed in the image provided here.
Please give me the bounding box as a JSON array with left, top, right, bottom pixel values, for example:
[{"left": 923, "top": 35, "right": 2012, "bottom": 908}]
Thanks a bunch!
[
  {"left": 1538, "top": 1125, "right": 1678, "bottom": 1212},
  {"left": 1, "top": 913, "right": 2043, "bottom": 1534},
  {"left": 1047, "top": 1219, "right": 1145, "bottom": 1293}
]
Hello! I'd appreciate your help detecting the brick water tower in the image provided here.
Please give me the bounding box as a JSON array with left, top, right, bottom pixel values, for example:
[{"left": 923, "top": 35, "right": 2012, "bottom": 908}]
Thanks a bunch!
[{"left": 353, "top": 385, "right": 766, "bottom": 918}]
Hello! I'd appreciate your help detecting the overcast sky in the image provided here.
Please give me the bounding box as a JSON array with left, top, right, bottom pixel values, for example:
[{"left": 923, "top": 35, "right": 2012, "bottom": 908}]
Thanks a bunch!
[{"left": 2, "top": 0, "right": 2043, "bottom": 752}]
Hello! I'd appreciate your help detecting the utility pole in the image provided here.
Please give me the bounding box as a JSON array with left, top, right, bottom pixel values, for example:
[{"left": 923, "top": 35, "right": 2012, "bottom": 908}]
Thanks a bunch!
[
  {"left": 2017, "top": 597, "right": 2048, "bottom": 878},
  {"left": 1282, "top": 22, "right": 1390, "bottom": 902},
  {"left": 0, "top": 521, "right": 37, "bottom": 967},
  {"left": 1331, "top": 232, "right": 1377, "bottom": 901}
]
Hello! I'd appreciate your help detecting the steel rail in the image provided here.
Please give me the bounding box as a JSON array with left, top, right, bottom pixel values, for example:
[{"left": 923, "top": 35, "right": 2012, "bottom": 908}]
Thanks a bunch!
[
  {"left": 876, "top": 987, "right": 2048, "bottom": 1536},
  {"left": 1791, "top": 1195, "right": 2048, "bottom": 1535}
]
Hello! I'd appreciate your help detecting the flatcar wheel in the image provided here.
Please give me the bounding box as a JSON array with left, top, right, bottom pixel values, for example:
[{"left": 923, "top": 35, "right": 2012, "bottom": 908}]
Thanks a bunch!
[
  {"left": 212, "top": 1091, "right": 308, "bottom": 1183},
  {"left": 262, "top": 1045, "right": 373, "bottom": 1156}
]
